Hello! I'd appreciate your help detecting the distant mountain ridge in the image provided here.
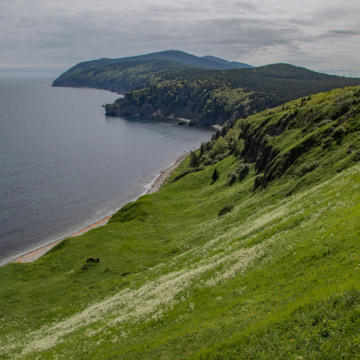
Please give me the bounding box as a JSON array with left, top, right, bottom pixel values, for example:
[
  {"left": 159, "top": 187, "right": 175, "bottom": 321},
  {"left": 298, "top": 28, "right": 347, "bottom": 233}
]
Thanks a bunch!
[
  {"left": 56, "top": 50, "right": 253, "bottom": 81},
  {"left": 202, "top": 55, "right": 253, "bottom": 69}
]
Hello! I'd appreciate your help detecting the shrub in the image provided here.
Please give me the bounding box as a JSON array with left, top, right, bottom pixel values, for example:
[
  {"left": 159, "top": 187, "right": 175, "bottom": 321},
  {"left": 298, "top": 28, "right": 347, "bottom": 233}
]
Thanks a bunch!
[
  {"left": 211, "top": 159, "right": 219, "bottom": 166},
  {"left": 333, "top": 125, "right": 346, "bottom": 138},
  {"left": 200, "top": 155, "right": 209, "bottom": 164},
  {"left": 264, "top": 134, "right": 273, "bottom": 143},
  {"left": 218, "top": 204, "right": 234, "bottom": 217},
  {"left": 203, "top": 159, "right": 212, "bottom": 166},
  {"left": 210, "top": 137, "right": 228, "bottom": 157},
  {"left": 322, "top": 137, "right": 334, "bottom": 148},
  {"left": 214, "top": 153, "right": 227, "bottom": 162},
  {"left": 233, "top": 139, "right": 244, "bottom": 157},
  {"left": 310, "top": 125, "right": 319, "bottom": 132},
  {"left": 224, "top": 129, "right": 239, "bottom": 142},
  {"left": 295, "top": 161, "right": 319, "bottom": 177},
  {"left": 235, "top": 163, "right": 250, "bottom": 180},
  {"left": 331, "top": 100, "right": 352, "bottom": 120},
  {"left": 227, "top": 172, "right": 237, "bottom": 186},
  {"left": 319, "top": 119, "right": 332, "bottom": 127}
]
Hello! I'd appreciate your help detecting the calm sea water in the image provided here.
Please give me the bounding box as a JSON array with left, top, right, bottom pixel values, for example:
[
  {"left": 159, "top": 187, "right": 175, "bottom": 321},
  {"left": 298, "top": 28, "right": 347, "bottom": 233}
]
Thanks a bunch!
[{"left": 0, "top": 78, "right": 215, "bottom": 265}]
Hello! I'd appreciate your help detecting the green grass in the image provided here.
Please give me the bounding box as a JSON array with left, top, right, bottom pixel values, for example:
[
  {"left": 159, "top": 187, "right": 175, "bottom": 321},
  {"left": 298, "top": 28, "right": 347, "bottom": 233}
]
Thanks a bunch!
[{"left": 1, "top": 87, "right": 360, "bottom": 359}]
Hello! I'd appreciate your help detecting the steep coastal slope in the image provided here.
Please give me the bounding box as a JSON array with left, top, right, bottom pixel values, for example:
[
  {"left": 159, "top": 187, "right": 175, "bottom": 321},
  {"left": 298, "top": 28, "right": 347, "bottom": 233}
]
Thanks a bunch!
[
  {"left": 106, "top": 64, "right": 360, "bottom": 125},
  {"left": 1, "top": 86, "right": 360, "bottom": 359},
  {"left": 54, "top": 50, "right": 253, "bottom": 83}
]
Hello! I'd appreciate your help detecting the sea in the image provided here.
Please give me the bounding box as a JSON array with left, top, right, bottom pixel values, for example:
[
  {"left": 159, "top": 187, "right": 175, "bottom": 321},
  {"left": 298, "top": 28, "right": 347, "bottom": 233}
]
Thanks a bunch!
[{"left": 0, "top": 78, "right": 215, "bottom": 265}]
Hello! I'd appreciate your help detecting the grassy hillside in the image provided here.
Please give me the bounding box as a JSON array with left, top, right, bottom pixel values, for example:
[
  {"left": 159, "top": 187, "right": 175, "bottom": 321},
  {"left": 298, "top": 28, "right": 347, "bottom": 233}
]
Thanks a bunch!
[
  {"left": 106, "top": 64, "right": 360, "bottom": 125},
  {"left": 1, "top": 86, "right": 360, "bottom": 359},
  {"left": 52, "top": 59, "right": 200, "bottom": 94},
  {"left": 54, "top": 50, "right": 253, "bottom": 82}
]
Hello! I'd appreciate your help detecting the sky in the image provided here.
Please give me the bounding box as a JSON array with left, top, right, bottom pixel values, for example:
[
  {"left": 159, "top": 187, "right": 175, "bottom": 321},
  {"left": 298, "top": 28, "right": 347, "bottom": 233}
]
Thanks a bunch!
[{"left": 1, "top": 0, "right": 360, "bottom": 78}]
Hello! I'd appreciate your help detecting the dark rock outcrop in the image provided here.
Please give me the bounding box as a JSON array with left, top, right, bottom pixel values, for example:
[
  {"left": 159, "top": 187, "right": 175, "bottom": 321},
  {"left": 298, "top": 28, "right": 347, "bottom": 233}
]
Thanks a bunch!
[{"left": 139, "top": 103, "right": 153, "bottom": 116}]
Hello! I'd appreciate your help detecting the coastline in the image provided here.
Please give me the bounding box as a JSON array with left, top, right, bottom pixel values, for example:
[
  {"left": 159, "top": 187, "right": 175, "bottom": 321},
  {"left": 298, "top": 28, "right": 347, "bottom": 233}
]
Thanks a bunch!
[
  {"left": 158, "top": 116, "right": 222, "bottom": 131},
  {"left": 146, "top": 151, "right": 190, "bottom": 194},
  {"left": 53, "top": 85, "right": 223, "bottom": 131},
  {"left": 6, "top": 151, "right": 190, "bottom": 265}
]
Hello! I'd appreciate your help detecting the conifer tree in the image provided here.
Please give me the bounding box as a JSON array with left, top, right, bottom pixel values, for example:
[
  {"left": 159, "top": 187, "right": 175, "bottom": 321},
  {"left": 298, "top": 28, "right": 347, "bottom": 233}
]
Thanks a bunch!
[
  {"left": 189, "top": 151, "right": 199, "bottom": 168},
  {"left": 212, "top": 168, "right": 219, "bottom": 183},
  {"left": 200, "top": 143, "right": 204, "bottom": 158}
]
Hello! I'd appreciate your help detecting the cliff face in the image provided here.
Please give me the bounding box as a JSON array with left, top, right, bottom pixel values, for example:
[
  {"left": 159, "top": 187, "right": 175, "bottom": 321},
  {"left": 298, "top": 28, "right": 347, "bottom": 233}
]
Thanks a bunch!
[
  {"left": 105, "top": 97, "right": 161, "bottom": 118},
  {"left": 105, "top": 93, "right": 194, "bottom": 121},
  {"left": 105, "top": 101, "right": 228, "bottom": 125},
  {"left": 105, "top": 89, "right": 247, "bottom": 126}
]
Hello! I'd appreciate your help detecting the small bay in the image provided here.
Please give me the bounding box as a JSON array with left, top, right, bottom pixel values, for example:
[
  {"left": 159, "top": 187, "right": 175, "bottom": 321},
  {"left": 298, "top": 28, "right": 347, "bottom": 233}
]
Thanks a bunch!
[{"left": 0, "top": 78, "right": 215, "bottom": 265}]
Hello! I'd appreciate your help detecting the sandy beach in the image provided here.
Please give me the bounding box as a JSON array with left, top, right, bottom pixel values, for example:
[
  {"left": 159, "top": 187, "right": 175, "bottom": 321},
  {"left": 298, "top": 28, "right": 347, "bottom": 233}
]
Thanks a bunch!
[
  {"left": 10, "top": 152, "right": 190, "bottom": 265},
  {"left": 146, "top": 152, "right": 190, "bottom": 194}
]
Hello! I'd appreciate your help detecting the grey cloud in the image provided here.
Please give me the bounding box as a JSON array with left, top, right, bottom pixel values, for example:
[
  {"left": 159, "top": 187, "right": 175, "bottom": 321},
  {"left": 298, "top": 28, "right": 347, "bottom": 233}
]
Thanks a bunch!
[
  {"left": 322, "top": 29, "right": 360, "bottom": 37},
  {"left": 0, "top": 0, "right": 359, "bottom": 77}
]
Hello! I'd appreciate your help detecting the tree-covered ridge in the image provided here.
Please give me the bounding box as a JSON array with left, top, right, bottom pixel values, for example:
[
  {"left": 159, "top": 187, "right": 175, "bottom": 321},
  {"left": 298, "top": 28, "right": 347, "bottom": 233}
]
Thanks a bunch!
[
  {"left": 52, "top": 59, "right": 201, "bottom": 94},
  {"left": 106, "top": 64, "right": 360, "bottom": 125},
  {"left": 2, "top": 86, "right": 360, "bottom": 358},
  {"left": 54, "top": 50, "right": 253, "bottom": 82}
]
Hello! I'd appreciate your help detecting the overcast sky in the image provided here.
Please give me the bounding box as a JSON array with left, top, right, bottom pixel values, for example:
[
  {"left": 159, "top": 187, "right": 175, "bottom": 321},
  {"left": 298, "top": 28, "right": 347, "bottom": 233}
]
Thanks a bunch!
[{"left": 1, "top": 0, "right": 359, "bottom": 77}]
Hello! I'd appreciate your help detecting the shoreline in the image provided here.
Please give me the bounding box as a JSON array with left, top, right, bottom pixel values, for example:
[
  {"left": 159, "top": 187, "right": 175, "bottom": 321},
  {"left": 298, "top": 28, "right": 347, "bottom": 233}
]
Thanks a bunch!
[
  {"left": 146, "top": 151, "right": 190, "bottom": 195},
  {"left": 53, "top": 85, "right": 223, "bottom": 131},
  {"left": 153, "top": 115, "right": 222, "bottom": 131},
  {"left": 6, "top": 152, "right": 190, "bottom": 265}
]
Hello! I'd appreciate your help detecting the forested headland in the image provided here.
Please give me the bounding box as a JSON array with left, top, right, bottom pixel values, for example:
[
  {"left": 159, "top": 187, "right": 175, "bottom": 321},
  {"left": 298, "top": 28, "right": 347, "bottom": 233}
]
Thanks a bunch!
[
  {"left": 106, "top": 64, "right": 360, "bottom": 125},
  {"left": 52, "top": 50, "right": 252, "bottom": 93}
]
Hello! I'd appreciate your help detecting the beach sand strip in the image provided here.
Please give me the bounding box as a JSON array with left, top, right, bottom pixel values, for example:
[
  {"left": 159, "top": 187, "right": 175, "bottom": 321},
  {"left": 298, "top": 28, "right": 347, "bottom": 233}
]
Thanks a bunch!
[{"left": 146, "top": 152, "right": 190, "bottom": 194}]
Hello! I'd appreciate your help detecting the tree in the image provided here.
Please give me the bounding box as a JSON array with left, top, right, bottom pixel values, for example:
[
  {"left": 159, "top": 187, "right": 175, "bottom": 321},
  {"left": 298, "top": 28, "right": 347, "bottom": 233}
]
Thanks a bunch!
[
  {"left": 212, "top": 168, "right": 219, "bottom": 183},
  {"left": 189, "top": 151, "right": 199, "bottom": 168},
  {"left": 199, "top": 143, "right": 205, "bottom": 158}
]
